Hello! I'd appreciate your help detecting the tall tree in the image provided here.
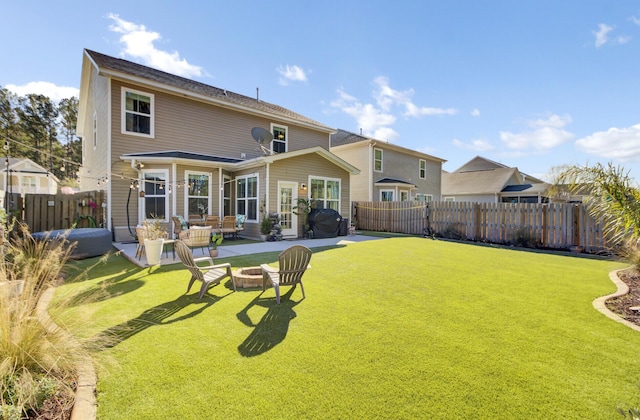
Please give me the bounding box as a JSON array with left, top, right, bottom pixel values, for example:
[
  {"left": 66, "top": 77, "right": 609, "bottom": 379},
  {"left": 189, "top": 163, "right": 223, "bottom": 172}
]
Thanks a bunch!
[
  {"left": 15, "top": 94, "right": 59, "bottom": 171},
  {"left": 551, "top": 162, "right": 640, "bottom": 253},
  {"left": 58, "top": 97, "right": 79, "bottom": 181}
]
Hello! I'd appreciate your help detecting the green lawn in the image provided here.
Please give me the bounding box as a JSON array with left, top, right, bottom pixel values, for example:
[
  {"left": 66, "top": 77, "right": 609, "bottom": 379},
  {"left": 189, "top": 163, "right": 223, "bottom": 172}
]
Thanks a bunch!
[{"left": 58, "top": 237, "right": 640, "bottom": 419}]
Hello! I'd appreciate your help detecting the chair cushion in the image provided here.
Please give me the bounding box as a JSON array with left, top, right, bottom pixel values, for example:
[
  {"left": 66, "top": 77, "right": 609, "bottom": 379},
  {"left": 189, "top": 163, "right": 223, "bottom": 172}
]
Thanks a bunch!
[{"left": 236, "top": 214, "right": 246, "bottom": 229}]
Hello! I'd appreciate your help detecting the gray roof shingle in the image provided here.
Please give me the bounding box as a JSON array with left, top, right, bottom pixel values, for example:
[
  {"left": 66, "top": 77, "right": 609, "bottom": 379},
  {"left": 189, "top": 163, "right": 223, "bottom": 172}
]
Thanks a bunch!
[{"left": 85, "top": 49, "right": 333, "bottom": 131}]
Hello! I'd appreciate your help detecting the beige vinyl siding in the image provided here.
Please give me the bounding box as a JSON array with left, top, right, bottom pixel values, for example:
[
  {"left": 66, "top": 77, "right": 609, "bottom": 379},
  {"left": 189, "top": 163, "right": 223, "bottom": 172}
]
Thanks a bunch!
[
  {"left": 330, "top": 144, "right": 370, "bottom": 201},
  {"left": 80, "top": 66, "right": 109, "bottom": 192},
  {"left": 105, "top": 79, "right": 336, "bottom": 240},
  {"left": 110, "top": 81, "right": 329, "bottom": 161},
  {"left": 269, "top": 154, "right": 351, "bottom": 218},
  {"left": 376, "top": 146, "right": 441, "bottom": 200}
]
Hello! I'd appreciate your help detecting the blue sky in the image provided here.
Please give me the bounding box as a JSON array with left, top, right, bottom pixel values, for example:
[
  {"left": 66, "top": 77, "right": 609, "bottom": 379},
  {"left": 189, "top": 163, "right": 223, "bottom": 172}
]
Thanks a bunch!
[{"left": 2, "top": 1, "right": 640, "bottom": 181}]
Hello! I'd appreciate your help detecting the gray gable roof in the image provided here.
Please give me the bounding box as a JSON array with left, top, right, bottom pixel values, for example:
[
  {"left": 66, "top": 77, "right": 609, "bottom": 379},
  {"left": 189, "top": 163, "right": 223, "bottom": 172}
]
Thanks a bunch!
[
  {"left": 442, "top": 167, "right": 518, "bottom": 195},
  {"left": 121, "top": 151, "right": 243, "bottom": 164},
  {"left": 330, "top": 129, "right": 369, "bottom": 147},
  {"left": 84, "top": 49, "right": 333, "bottom": 131}
]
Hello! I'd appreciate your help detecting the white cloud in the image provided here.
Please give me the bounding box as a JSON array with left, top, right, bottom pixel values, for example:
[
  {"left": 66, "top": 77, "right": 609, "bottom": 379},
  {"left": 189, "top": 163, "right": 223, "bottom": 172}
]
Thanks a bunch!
[
  {"left": 471, "top": 108, "right": 480, "bottom": 117},
  {"left": 594, "top": 23, "right": 613, "bottom": 47},
  {"left": 592, "top": 23, "right": 630, "bottom": 47},
  {"left": 576, "top": 124, "right": 640, "bottom": 161},
  {"left": 5, "top": 82, "right": 79, "bottom": 102},
  {"left": 330, "top": 89, "right": 398, "bottom": 140},
  {"left": 277, "top": 65, "right": 308, "bottom": 86},
  {"left": 373, "top": 76, "right": 457, "bottom": 117},
  {"left": 330, "top": 77, "right": 455, "bottom": 141},
  {"left": 500, "top": 113, "right": 574, "bottom": 152},
  {"left": 107, "top": 13, "right": 203, "bottom": 78},
  {"left": 453, "top": 138, "right": 494, "bottom": 152},
  {"left": 631, "top": 16, "right": 640, "bottom": 26}
]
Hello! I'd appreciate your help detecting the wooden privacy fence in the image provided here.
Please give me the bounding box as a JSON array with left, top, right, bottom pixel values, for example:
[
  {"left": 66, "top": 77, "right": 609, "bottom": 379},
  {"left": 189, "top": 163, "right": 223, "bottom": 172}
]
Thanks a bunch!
[
  {"left": 23, "top": 191, "right": 106, "bottom": 232},
  {"left": 352, "top": 201, "right": 607, "bottom": 252}
]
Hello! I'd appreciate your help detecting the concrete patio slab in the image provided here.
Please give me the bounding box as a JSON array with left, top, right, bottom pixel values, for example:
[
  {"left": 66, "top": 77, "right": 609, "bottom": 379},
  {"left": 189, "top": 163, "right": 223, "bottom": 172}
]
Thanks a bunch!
[{"left": 112, "top": 234, "right": 381, "bottom": 267}]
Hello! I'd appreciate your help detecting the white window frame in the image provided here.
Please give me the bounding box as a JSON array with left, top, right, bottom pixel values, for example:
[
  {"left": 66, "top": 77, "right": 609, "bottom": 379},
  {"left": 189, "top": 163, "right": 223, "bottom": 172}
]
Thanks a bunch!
[
  {"left": 121, "top": 87, "right": 154, "bottom": 138},
  {"left": 236, "top": 173, "right": 259, "bottom": 222},
  {"left": 22, "top": 175, "right": 36, "bottom": 193},
  {"left": 142, "top": 169, "right": 169, "bottom": 222},
  {"left": 223, "top": 175, "right": 232, "bottom": 216},
  {"left": 380, "top": 189, "right": 394, "bottom": 202},
  {"left": 309, "top": 176, "right": 341, "bottom": 211},
  {"left": 419, "top": 159, "right": 426, "bottom": 179},
  {"left": 184, "top": 170, "right": 212, "bottom": 217},
  {"left": 444, "top": 197, "right": 455, "bottom": 202},
  {"left": 415, "top": 193, "right": 433, "bottom": 202},
  {"left": 374, "top": 148, "right": 383, "bottom": 172},
  {"left": 400, "top": 190, "right": 409, "bottom": 201},
  {"left": 271, "top": 123, "right": 288, "bottom": 153}
]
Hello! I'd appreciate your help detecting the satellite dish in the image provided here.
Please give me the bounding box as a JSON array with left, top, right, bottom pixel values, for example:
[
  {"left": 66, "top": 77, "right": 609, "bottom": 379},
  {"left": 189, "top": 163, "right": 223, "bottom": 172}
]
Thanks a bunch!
[{"left": 251, "top": 127, "right": 275, "bottom": 155}]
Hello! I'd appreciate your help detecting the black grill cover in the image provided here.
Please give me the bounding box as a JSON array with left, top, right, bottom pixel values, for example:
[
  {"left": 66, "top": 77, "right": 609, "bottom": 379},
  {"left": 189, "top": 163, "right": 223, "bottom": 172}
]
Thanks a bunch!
[{"left": 309, "top": 209, "right": 343, "bottom": 238}]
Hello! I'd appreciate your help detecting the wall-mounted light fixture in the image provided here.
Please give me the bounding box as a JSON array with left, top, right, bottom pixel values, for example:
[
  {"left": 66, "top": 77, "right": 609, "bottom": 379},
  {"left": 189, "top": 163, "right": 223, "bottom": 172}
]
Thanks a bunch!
[
  {"left": 300, "top": 183, "right": 307, "bottom": 191},
  {"left": 135, "top": 162, "right": 144, "bottom": 170}
]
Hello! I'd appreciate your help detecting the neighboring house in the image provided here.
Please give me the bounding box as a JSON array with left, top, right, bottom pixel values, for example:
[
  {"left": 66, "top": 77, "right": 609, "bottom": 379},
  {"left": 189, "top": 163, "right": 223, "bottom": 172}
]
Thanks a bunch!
[
  {"left": 0, "top": 157, "right": 59, "bottom": 205},
  {"left": 77, "top": 49, "right": 359, "bottom": 241},
  {"left": 330, "top": 129, "right": 445, "bottom": 202},
  {"left": 441, "top": 156, "right": 550, "bottom": 203}
]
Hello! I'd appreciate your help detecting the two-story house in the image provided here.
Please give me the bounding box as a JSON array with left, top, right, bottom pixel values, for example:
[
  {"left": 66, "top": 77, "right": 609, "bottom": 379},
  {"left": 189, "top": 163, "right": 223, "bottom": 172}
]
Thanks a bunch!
[
  {"left": 77, "top": 49, "right": 359, "bottom": 241},
  {"left": 441, "top": 156, "right": 550, "bottom": 203},
  {"left": 330, "top": 129, "right": 445, "bottom": 202}
]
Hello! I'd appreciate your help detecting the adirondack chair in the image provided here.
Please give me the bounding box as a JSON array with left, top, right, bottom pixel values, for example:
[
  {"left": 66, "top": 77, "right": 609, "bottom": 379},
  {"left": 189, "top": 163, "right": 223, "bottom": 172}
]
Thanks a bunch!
[
  {"left": 261, "top": 245, "right": 312, "bottom": 304},
  {"left": 175, "top": 240, "right": 236, "bottom": 299}
]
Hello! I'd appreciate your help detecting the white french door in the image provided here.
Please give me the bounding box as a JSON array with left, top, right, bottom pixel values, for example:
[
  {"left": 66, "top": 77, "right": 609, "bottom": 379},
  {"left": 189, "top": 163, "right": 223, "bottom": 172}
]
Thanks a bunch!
[{"left": 278, "top": 182, "right": 298, "bottom": 238}]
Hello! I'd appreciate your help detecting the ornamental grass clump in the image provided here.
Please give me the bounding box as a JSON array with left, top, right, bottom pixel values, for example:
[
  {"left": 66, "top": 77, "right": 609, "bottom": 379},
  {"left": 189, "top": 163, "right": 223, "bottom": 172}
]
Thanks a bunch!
[{"left": 0, "top": 223, "right": 99, "bottom": 419}]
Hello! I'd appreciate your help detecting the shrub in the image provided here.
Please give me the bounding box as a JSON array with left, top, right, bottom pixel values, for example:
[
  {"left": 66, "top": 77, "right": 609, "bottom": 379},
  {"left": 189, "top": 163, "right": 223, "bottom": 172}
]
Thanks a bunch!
[
  {"left": 0, "top": 223, "right": 104, "bottom": 418},
  {"left": 511, "top": 228, "right": 541, "bottom": 249},
  {"left": 438, "top": 223, "right": 465, "bottom": 240}
]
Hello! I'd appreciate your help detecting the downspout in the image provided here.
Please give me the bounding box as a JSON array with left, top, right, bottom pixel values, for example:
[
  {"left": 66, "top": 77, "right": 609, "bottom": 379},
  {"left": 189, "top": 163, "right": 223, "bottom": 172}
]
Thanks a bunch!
[{"left": 131, "top": 159, "right": 142, "bottom": 222}]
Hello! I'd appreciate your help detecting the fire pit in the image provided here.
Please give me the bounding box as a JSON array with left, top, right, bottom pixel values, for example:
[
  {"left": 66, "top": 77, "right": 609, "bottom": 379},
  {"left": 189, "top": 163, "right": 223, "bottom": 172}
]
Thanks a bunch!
[{"left": 233, "top": 267, "right": 263, "bottom": 289}]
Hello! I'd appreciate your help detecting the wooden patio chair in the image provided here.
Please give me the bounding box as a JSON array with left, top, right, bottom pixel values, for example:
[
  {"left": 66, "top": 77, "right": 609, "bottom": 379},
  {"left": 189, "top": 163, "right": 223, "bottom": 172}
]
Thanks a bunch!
[
  {"left": 261, "top": 245, "right": 312, "bottom": 304},
  {"left": 135, "top": 226, "right": 147, "bottom": 260},
  {"left": 181, "top": 226, "right": 213, "bottom": 255},
  {"left": 171, "top": 215, "right": 188, "bottom": 238},
  {"left": 175, "top": 240, "right": 236, "bottom": 299},
  {"left": 221, "top": 215, "right": 239, "bottom": 239},
  {"left": 205, "top": 215, "right": 222, "bottom": 234}
]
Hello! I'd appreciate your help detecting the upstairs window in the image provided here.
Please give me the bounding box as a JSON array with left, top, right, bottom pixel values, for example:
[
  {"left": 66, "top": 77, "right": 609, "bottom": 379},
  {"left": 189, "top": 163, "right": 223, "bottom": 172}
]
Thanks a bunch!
[
  {"left": 419, "top": 159, "right": 426, "bottom": 179},
  {"left": 122, "top": 88, "right": 154, "bottom": 137},
  {"left": 374, "top": 148, "right": 383, "bottom": 172},
  {"left": 271, "top": 124, "right": 287, "bottom": 153}
]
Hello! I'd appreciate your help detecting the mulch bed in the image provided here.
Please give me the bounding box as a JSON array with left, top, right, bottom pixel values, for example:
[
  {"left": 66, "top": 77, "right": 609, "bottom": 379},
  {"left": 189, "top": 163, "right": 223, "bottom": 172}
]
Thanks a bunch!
[{"left": 606, "top": 268, "right": 640, "bottom": 327}]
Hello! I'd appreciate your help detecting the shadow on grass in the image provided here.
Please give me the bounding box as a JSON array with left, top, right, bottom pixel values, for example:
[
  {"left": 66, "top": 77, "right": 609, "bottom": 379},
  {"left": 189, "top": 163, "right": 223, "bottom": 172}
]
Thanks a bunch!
[
  {"left": 236, "top": 287, "right": 299, "bottom": 357},
  {"left": 95, "top": 287, "right": 233, "bottom": 348}
]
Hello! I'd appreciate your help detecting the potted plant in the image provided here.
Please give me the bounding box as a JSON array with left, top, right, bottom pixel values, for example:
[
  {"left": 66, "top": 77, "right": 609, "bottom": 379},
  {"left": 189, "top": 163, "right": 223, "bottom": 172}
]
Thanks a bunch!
[
  {"left": 260, "top": 217, "right": 272, "bottom": 241},
  {"left": 293, "top": 198, "right": 313, "bottom": 239},
  {"left": 209, "top": 233, "right": 223, "bottom": 258},
  {"left": 142, "top": 218, "right": 166, "bottom": 265}
]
